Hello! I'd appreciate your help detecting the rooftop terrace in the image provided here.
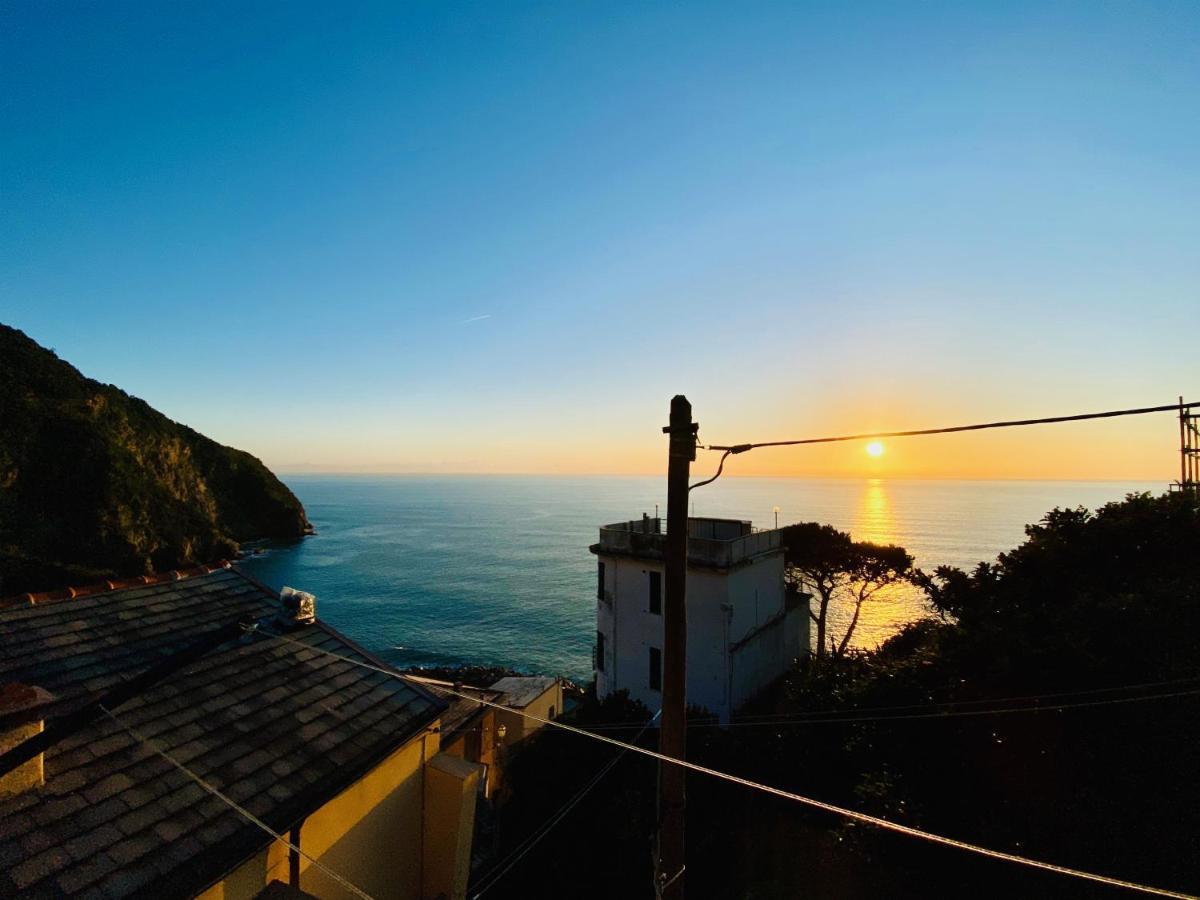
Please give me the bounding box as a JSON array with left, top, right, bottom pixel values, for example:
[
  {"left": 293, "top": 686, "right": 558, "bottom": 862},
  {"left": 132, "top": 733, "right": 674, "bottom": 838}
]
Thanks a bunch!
[{"left": 592, "top": 516, "right": 781, "bottom": 568}]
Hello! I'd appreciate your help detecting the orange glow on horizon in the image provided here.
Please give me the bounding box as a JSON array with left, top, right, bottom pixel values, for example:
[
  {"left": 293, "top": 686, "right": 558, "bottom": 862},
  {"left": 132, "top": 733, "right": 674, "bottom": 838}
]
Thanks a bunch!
[{"left": 260, "top": 403, "right": 1181, "bottom": 482}]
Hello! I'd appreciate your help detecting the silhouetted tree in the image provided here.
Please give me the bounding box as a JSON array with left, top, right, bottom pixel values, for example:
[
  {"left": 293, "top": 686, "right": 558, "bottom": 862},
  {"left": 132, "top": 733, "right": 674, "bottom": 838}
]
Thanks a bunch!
[
  {"left": 781, "top": 522, "right": 913, "bottom": 660},
  {"left": 911, "top": 490, "right": 1200, "bottom": 683}
]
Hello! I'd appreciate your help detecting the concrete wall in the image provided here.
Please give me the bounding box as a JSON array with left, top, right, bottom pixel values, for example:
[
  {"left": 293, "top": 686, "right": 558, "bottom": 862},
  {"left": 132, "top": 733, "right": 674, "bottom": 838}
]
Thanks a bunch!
[
  {"left": 596, "top": 549, "right": 802, "bottom": 723},
  {"left": 683, "top": 568, "right": 735, "bottom": 720},
  {"left": 726, "top": 554, "right": 786, "bottom": 642}
]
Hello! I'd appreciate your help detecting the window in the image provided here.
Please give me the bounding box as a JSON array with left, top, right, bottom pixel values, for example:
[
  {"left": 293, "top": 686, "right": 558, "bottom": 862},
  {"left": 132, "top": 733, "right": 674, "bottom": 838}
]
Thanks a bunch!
[
  {"left": 648, "top": 570, "right": 662, "bottom": 615},
  {"left": 548, "top": 706, "right": 556, "bottom": 720},
  {"left": 597, "top": 562, "right": 606, "bottom": 600},
  {"left": 649, "top": 646, "right": 662, "bottom": 692},
  {"left": 596, "top": 631, "right": 605, "bottom": 672}
]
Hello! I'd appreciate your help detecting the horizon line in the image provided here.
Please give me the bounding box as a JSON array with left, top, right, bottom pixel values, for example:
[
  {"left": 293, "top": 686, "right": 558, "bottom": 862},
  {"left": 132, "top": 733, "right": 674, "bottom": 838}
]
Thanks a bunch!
[{"left": 271, "top": 469, "right": 1173, "bottom": 484}]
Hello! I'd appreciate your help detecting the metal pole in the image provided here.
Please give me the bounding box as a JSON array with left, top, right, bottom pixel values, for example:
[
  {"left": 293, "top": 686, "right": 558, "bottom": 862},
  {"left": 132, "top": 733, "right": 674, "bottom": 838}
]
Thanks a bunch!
[
  {"left": 657, "top": 395, "right": 695, "bottom": 899},
  {"left": 1180, "top": 396, "right": 1186, "bottom": 489}
]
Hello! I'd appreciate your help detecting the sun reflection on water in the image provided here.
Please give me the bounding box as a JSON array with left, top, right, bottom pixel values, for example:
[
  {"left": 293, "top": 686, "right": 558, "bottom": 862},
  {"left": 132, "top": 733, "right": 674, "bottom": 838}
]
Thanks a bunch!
[
  {"left": 855, "top": 478, "right": 894, "bottom": 545},
  {"left": 824, "top": 478, "right": 927, "bottom": 652}
]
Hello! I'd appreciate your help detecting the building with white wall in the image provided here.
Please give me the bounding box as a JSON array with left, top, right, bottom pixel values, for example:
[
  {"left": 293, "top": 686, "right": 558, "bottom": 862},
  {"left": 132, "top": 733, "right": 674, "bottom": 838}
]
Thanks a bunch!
[{"left": 591, "top": 515, "right": 809, "bottom": 723}]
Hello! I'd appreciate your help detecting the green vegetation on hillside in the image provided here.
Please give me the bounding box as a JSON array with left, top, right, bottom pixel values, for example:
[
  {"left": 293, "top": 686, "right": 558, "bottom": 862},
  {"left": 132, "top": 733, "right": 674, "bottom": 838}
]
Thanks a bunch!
[{"left": 0, "top": 324, "right": 310, "bottom": 594}]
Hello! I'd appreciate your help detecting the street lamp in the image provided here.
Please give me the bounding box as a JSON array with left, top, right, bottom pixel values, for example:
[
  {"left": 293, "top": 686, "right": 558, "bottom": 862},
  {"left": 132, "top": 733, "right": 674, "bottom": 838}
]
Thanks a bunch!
[{"left": 773, "top": 506, "right": 780, "bottom": 529}]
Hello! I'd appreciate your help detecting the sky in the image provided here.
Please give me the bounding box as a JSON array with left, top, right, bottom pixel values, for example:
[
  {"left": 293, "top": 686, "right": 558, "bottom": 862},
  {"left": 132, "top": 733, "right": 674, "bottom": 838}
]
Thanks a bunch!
[{"left": 2, "top": 2, "right": 1197, "bottom": 479}]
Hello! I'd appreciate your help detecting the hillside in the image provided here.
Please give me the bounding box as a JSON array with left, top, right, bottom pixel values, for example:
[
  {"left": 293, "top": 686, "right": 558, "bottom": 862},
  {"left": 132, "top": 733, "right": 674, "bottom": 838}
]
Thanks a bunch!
[{"left": 0, "top": 324, "right": 310, "bottom": 594}]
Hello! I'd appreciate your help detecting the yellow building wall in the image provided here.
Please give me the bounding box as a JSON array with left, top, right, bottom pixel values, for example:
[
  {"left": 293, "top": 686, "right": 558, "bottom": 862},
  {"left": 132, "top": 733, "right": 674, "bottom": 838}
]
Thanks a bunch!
[
  {"left": 496, "top": 682, "right": 563, "bottom": 744},
  {"left": 422, "top": 753, "right": 482, "bottom": 900},
  {"left": 198, "top": 727, "right": 439, "bottom": 900},
  {"left": 0, "top": 720, "right": 44, "bottom": 796}
]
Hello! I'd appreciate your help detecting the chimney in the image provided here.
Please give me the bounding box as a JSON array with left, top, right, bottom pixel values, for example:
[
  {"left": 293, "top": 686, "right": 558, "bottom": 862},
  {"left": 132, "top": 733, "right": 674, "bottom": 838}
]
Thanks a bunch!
[
  {"left": 0, "top": 683, "right": 54, "bottom": 796},
  {"left": 279, "top": 586, "right": 317, "bottom": 627}
]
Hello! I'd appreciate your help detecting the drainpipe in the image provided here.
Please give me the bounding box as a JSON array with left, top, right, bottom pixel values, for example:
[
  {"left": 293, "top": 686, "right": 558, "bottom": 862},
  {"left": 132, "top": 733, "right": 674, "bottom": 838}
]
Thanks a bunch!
[{"left": 289, "top": 820, "right": 304, "bottom": 888}]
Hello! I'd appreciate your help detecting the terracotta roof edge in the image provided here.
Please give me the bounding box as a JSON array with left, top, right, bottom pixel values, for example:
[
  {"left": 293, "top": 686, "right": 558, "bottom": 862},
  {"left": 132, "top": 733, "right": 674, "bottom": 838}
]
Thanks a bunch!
[{"left": 0, "top": 561, "right": 235, "bottom": 611}]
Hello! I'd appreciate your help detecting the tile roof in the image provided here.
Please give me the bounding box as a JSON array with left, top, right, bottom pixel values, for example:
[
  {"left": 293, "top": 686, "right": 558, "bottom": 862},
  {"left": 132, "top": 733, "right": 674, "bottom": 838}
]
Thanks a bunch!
[
  {"left": 401, "top": 677, "right": 500, "bottom": 745},
  {"left": 0, "top": 567, "right": 445, "bottom": 899}
]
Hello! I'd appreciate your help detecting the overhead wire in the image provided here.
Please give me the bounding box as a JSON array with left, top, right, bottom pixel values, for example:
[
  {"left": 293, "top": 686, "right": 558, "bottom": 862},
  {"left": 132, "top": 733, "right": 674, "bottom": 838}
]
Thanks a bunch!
[
  {"left": 725, "top": 673, "right": 1200, "bottom": 720},
  {"left": 693, "top": 400, "right": 1200, "bottom": 488},
  {"left": 565, "top": 685, "right": 1200, "bottom": 731},
  {"left": 102, "top": 705, "right": 375, "bottom": 900},
  {"left": 262, "top": 631, "right": 1198, "bottom": 900},
  {"left": 536, "top": 674, "right": 1200, "bottom": 731},
  {"left": 469, "top": 710, "right": 661, "bottom": 898},
  {"left": 707, "top": 402, "right": 1200, "bottom": 452},
  {"left": 688, "top": 449, "right": 731, "bottom": 492}
]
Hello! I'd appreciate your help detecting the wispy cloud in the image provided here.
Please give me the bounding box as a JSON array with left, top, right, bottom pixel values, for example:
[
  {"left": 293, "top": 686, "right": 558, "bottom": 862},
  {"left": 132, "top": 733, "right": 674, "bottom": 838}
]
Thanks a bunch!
[{"left": 462, "top": 314, "right": 491, "bottom": 324}]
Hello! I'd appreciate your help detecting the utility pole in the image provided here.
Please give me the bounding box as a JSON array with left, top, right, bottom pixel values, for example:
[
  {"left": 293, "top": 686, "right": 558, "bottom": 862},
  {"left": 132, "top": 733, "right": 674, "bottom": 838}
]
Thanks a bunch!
[
  {"left": 1180, "top": 396, "right": 1200, "bottom": 492},
  {"left": 657, "top": 395, "right": 695, "bottom": 899}
]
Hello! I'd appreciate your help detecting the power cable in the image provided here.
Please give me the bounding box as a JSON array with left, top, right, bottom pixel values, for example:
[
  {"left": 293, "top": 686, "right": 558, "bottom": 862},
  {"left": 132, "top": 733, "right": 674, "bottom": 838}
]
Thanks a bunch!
[
  {"left": 543, "top": 675, "right": 1200, "bottom": 731},
  {"left": 263, "top": 631, "right": 1198, "bottom": 900},
  {"left": 708, "top": 402, "right": 1200, "bottom": 452},
  {"left": 102, "top": 705, "right": 375, "bottom": 900},
  {"left": 470, "top": 710, "right": 661, "bottom": 898},
  {"left": 694, "top": 401, "right": 1199, "bottom": 488},
  {"left": 566, "top": 686, "right": 1200, "bottom": 731},
  {"left": 689, "top": 449, "right": 731, "bottom": 492},
  {"left": 727, "top": 674, "right": 1200, "bottom": 721}
]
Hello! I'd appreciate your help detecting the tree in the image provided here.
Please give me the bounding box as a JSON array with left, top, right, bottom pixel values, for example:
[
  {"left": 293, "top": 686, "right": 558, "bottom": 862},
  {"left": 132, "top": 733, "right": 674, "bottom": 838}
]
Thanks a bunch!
[
  {"left": 780, "top": 522, "right": 914, "bottom": 661},
  {"left": 910, "top": 491, "right": 1200, "bottom": 683}
]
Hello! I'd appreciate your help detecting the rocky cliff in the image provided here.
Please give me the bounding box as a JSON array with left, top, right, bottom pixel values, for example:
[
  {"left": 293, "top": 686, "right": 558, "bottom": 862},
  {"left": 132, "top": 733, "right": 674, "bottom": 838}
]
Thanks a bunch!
[{"left": 0, "top": 324, "right": 310, "bottom": 594}]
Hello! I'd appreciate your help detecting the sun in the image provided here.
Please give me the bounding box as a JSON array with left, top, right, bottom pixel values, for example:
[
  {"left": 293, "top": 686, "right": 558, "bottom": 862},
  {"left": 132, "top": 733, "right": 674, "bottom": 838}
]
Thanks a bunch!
[{"left": 865, "top": 441, "right": 885, "bottom": 458}]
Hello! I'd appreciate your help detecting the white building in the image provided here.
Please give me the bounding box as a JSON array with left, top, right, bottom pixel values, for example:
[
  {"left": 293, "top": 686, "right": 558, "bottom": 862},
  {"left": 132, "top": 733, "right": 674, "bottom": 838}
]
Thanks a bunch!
[{"left": 592, "top": 515, "right": 809, "bottom": 723}]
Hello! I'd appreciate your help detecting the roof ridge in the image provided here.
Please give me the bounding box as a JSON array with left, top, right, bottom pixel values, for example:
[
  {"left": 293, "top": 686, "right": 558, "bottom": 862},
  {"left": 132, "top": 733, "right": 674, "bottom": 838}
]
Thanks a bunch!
[{"left": 0, "top": 561, "right": 235, "bottom": 611}]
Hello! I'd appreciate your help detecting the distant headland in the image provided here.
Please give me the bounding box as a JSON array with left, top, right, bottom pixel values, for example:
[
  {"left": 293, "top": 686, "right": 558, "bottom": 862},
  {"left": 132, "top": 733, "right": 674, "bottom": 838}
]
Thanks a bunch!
[{"left": 0, "top": 324, "right": 310, "bottom": 595}]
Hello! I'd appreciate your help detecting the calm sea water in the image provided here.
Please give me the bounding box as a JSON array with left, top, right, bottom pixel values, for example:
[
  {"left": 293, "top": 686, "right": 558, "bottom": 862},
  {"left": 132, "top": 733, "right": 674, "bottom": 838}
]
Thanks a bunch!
[{"left": 239, "top": 476, "right": 1159, "bottom": 681}]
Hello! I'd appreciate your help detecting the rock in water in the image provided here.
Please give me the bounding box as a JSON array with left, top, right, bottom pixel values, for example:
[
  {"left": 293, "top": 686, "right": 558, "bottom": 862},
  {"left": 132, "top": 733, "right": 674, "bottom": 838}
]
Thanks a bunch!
[{"left": 0, "top": 324, "right": 311, "bottom": 594}]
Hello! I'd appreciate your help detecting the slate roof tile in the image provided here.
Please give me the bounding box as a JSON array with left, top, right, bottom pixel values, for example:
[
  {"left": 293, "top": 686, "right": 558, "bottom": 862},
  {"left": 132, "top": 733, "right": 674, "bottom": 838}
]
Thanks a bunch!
[
  {"left": 19, "top": 827, "right": 57, "bottom": 857},
  {"left": 0, "top": 567, "right": 444, "bottom": 898},
  {"left": 0, "top": 811, "right": 34, "bottom": 842},
  {"left": 95, "top": 861, "right": 156, "bottom": 897},
  {"left": 55, "top": 851, "right": 119, "bottom": 895},
  {"left": 11, "top": 845, "right": 73, "bottom": 890},
  {"left": 74, "top": 797, "right": 131, "bottom": 831},
  {"left": 29, "top": 793, "right": 88, "bottom": 826},
  {"left": 63, "top": 824, "right": 123, "bottom": 863},
  {"left": 0, "top": 838, "right": 25, "bottom": 871},
  {"left": 82, "top": 772, "right": 136, "bottom": 804}
]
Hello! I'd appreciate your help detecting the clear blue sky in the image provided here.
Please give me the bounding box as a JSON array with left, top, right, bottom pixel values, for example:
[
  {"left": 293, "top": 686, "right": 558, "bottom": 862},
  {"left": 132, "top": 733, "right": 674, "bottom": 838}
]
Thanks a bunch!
[{"left": 2, "top": 2, "right": 1197, "bottom": 476}]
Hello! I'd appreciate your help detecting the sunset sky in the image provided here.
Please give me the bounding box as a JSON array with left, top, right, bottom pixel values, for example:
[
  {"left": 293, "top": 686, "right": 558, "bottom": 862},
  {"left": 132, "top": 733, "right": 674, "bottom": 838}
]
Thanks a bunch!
[{"left": 2, "top": 2, "right": 1196, "bottom": 479}]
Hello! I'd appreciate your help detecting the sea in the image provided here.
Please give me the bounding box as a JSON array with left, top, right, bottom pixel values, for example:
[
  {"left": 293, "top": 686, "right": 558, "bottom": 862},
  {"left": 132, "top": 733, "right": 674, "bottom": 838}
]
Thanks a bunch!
[{"left": 238, "top": 476, "right": 1160, "bottom": 682}]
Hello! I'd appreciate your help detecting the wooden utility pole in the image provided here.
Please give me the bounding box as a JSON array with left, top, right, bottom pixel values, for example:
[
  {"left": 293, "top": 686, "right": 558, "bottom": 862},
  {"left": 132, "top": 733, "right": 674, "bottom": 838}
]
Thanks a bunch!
[{"left": 658, "top": 395, "right": 695, "bottom": 899}]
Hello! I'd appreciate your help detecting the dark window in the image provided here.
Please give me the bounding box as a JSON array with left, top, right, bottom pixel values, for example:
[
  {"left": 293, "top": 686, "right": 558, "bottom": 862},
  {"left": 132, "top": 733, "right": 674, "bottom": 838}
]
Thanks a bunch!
[
  {"left": 649, "top": 646, "right": 662, "bottom": 691},
  {"left": 596, "top": 631, "right": 605, "bottom": 672},
  {"left": 597, "top": 562, "right": 606, "bottom": 600},
  {"left": 548, "top": 706, "right": 556, "bottom": 720},
  {"left": 648, "top": 570, "right": 662, "bottom": 615}
]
